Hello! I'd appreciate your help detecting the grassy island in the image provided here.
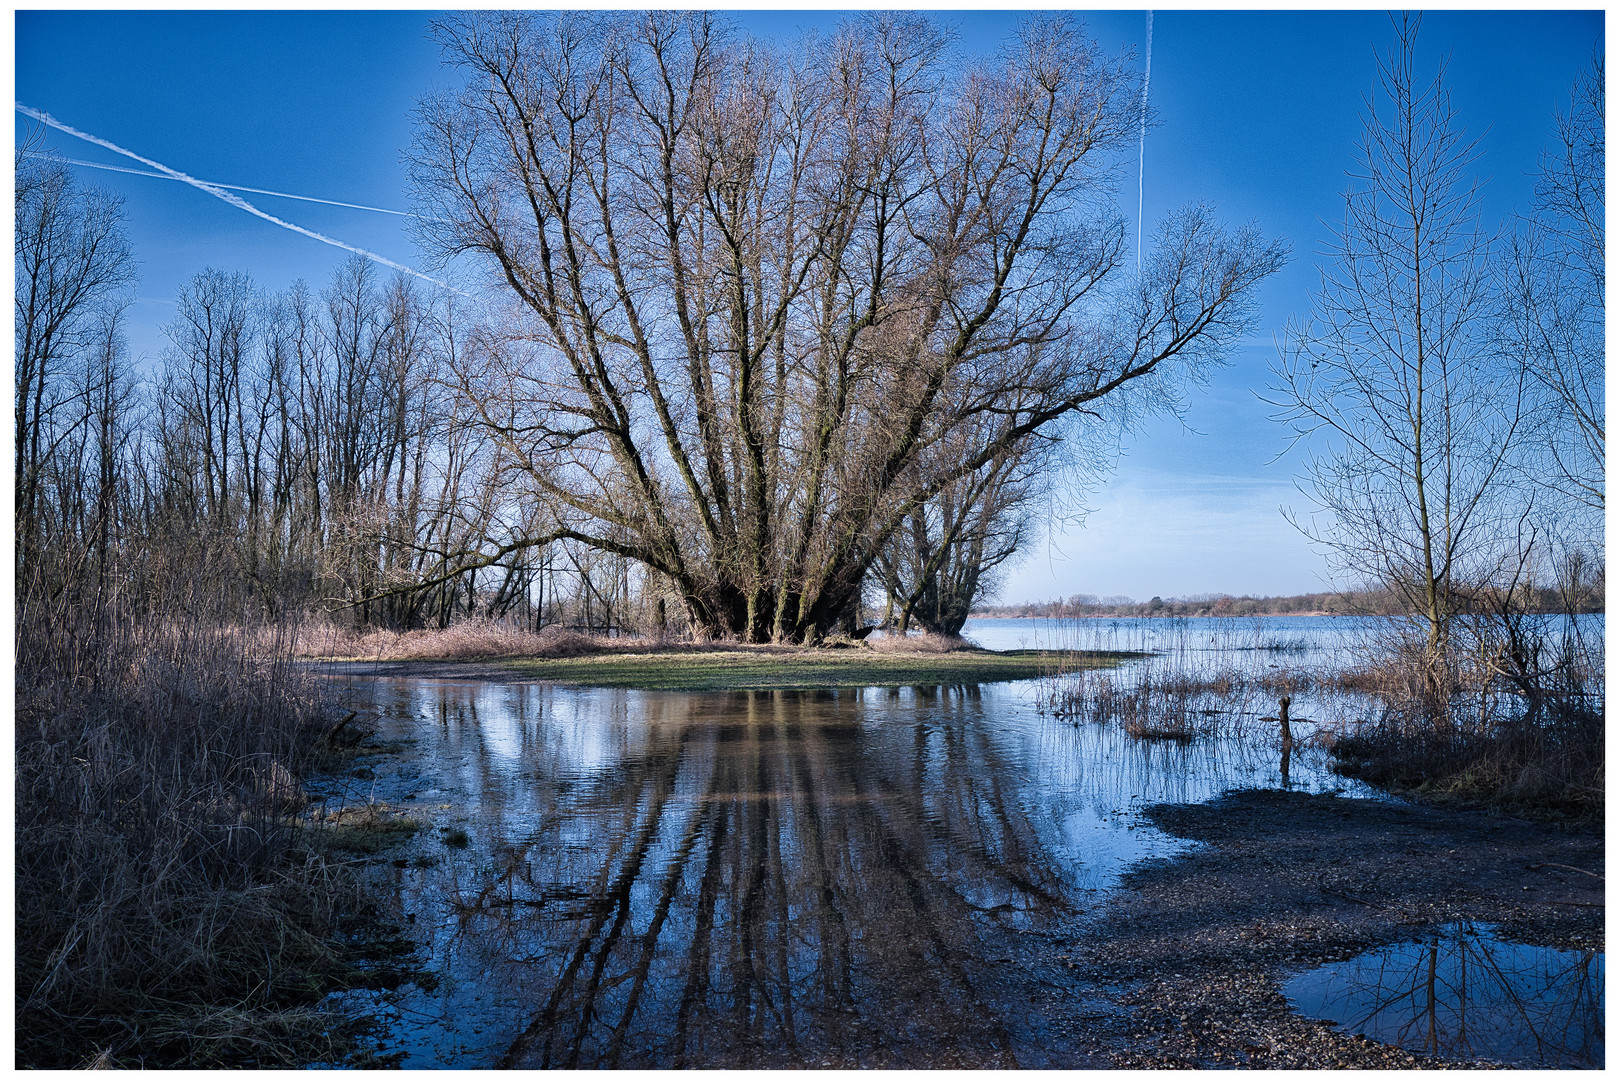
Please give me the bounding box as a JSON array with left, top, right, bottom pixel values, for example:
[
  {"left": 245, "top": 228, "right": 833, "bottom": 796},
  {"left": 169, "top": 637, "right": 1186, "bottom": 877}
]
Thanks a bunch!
[
  {"left": 300, "top": 626, "right": 1141, "bottom": 692},
  {"left": 498, "top": 646, "right": 1135, "bottom": 691}
]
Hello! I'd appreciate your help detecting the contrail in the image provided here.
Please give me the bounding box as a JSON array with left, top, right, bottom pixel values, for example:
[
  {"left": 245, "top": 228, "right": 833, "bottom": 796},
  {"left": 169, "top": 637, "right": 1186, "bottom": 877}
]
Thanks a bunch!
[
  {"left": 1136, "top": 10, "right": 1153, "bottom": 273},
  {"left": 16, "top": 103, "right": 463, "bottom": 295},
  {"left": 23, "top": 150, "right": 418, "bottom": 218}
]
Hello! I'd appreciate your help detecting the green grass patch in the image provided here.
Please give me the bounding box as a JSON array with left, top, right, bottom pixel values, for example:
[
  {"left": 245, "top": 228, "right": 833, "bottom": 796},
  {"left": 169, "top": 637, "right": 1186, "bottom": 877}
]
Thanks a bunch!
[
  {"left": 494, "top": 646, "right": 1137, "bottom": 691},
  {"left": 314, "top": 804, "right": 423, "bottom": 855}
]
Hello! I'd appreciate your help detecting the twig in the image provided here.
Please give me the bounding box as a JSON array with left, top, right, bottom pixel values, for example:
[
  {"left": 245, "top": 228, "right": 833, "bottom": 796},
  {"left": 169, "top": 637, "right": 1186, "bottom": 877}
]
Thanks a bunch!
[
  {"left": 1319, "top": 885, "right": 1378, "bottom": 907},
  {"left": 1527, "top": 862, "right": 1603, "bottom": 880}
]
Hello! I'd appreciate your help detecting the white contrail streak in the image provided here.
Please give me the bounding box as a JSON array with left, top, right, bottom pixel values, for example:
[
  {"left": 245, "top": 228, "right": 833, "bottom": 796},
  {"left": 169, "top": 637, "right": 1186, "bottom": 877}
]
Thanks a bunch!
[
  {"left": 1136, "top": 10, "right": 1153, "bottom": 273},
  {"left": 16, "top": 103, "right": 462, "bottom": 294},
  {"left": 24, "top": 150, "right": 417, "bottom": 217}
]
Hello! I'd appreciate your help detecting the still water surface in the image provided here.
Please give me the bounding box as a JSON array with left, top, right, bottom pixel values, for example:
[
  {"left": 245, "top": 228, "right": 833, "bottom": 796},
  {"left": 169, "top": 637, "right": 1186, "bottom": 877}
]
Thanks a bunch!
[
  {"left": 1284, "top": 922, "right": 1603, "bottom": 1067},
  {"left": 962, "top": 613, "right": 1604, "bottom": 668},
  {"left": 318, "top": 676, "right": 1367, "bottom": 1067},
  {"left": 960, "top": 614, "right": 1377, "bottom": 655}
]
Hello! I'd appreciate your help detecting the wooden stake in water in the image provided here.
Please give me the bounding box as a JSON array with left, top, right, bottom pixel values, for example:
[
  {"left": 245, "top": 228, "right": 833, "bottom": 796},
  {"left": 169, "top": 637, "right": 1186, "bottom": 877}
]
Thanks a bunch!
[{"left": 1261, "top": 696, "right": 1311, "bottom": 787}]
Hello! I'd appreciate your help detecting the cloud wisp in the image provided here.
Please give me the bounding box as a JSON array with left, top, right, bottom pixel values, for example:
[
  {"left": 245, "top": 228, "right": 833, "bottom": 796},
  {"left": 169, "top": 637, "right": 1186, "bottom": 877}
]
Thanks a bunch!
[
  {"left": 24, "top": 151, "right": 418, "bottom": 218},
  {"left": 16, "top": 103, "right": 461, "bottom": 294}
]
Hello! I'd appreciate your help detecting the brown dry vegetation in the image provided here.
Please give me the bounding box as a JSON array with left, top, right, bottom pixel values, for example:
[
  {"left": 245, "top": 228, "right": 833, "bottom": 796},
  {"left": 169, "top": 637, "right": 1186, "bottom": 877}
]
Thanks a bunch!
[
  {"left": 1322, "top": 617, "right": 1605, "bottom": 822},
  {"left": 300, "top": 618, "right": 993, "bottom": 663},
  {"left": 866, "top": 630, "right": 983, "bottom": 653},
  {"left": 294, "top": 617, "right": 618, "bottom": 662},
  {"left": 15, "top": 594, "right": 415, "bottom": 1068}
]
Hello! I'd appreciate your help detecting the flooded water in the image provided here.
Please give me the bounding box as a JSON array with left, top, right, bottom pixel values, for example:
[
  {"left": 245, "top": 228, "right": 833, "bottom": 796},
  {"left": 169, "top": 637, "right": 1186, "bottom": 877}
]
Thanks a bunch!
[
  {"left": 961, "top": 614, "right": 1379, "bottom": 664},
  {"left": 963, "top": 613, "right": 1604, "bottom": 675},
  {"left": 1283, "top": 922, "right": 1604, "bottom": 1068},
  {"left": 315, "top": 676, "right": 1372, "bottom": 1067}
]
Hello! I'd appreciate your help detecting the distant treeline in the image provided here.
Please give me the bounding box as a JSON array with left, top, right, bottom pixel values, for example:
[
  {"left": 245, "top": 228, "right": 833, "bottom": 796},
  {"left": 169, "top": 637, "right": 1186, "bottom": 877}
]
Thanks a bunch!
[{"left": 973, "top": 585, "right": 1604, "bottom": 620}]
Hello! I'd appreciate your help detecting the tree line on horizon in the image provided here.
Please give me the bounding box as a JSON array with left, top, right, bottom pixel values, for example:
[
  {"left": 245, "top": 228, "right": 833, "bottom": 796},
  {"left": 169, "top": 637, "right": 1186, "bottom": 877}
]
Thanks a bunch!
[{"left": 973, "top": 580, "right": 1604, "bottom": 621}]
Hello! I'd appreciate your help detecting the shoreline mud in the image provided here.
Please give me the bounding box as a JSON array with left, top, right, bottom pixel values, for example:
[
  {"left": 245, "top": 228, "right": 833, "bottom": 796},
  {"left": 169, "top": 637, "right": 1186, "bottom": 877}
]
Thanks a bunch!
[{"left": 1069, "top": 788, "right": 1603, "bottom": 1068}]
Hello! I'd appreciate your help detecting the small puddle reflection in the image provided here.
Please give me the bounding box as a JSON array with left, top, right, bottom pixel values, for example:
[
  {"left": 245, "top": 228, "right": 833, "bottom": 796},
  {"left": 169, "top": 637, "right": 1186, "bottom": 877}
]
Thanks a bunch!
[{"left": 1283, "top": 922, "right": 1604, "bottom": 1068}]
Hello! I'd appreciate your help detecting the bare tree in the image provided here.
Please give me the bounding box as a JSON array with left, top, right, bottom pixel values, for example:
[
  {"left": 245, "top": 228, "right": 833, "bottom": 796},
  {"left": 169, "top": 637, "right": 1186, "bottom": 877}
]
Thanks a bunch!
[
  {"left": 159, "top": 269, "right": 259, "bottom": 528},
  {"left": 411, "top": 11, "right": 1284, "bottom": 643},
  {"left": 1503, "top": 55, "right": 1603, "bottom": 525},
  {"left": 1269, "top": 15, "right": 1530, "bottom": 684},
  {"left": 877, "top": 426, "right": 1046, "bottom": 637},
  {"left": 78, "top": 308, "right": 140, "bottom": 598},
  {"left": 14, "top": 153, "right": 135, "bottom": 580}
]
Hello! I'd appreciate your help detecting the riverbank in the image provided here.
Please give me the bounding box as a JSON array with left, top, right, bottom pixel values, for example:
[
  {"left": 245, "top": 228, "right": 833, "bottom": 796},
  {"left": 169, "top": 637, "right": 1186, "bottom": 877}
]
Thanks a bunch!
[
  {"left": 304, "top": 644, "right": 1135, "bottom": 691},
  {"left": 1071, "top": 788, "right": 1603, "bottom": 1067}
]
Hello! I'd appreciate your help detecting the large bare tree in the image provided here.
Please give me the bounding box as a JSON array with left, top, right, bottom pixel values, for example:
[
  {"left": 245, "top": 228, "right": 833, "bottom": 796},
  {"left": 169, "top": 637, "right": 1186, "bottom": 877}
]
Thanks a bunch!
[{"left": 411, "top": 11, "right": 1284, "bottom": 642}]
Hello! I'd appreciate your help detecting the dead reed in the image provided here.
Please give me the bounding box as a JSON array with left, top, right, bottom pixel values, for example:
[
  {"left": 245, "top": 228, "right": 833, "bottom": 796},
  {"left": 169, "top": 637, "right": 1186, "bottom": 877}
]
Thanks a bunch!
[
  {"left": 1043, "top": 617, "right": 1320, "bottom": 741},
  {"left": 1328, "top": 614, "right": 1604, "bottom": 820},
  {"left": 867, "top": 630, "right": 981, "bottom": 654},
  {"left": 14, "top": 590, "right": 392, "bottom": 1067},
  {"left": 293, "top": 616, "right": 637, "bottom": 661}
]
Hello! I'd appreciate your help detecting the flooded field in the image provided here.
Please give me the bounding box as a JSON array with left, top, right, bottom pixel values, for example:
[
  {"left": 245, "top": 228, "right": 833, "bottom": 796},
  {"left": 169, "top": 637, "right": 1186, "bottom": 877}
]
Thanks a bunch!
[
  {"left": 312, "top": 676, "right": 1368, "bottom": 1067},
  {"left": 308, "top": 612, "right": 1603, "bottom": 1067}
]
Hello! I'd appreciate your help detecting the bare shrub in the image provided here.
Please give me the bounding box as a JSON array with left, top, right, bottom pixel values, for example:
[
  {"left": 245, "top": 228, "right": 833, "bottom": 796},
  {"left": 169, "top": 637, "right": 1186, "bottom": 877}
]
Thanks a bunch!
[{"left": 1329, "top": 614, "right": 1604, "bottom": 819}]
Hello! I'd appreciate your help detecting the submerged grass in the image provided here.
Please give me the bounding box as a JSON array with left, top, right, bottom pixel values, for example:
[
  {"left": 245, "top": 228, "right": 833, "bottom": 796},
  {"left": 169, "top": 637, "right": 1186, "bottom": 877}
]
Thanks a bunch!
[
  {"left": 1042, "top": 617, "right": 1321, "bottom": 742},
  {"left": 315, "top": 803, "right": 425, "bottom": 854},
  {"left": 1037, "top": 611, "right": 1605, "bottom": 821}
]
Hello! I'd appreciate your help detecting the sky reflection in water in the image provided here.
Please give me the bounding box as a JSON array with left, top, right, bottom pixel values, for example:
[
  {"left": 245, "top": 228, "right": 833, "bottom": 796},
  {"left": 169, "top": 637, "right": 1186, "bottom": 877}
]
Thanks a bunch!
[
  {"left": 324, "top": 677, "right": 1368, "bottom": 1067},
  {"left": 1284, "top": 922, "right": 1603, "bottom": 1068}
]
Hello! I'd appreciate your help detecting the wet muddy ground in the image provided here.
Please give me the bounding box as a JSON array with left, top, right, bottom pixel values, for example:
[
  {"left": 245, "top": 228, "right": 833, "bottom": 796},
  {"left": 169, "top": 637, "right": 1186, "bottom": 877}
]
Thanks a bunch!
[{"left": 1073, "top": 789, "right": 1603, "bottom": 1067}]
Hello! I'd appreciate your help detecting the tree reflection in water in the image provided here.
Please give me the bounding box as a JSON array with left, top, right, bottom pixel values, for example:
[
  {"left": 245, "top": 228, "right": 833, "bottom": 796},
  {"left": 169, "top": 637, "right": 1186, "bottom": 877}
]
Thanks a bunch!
[
  {"left": 330, "top": 676, "right": 1364, "bottom": 1067},
  {"left": 409, "top": 686, "right": 1078, "bottom": 1067},
  {"left": 1284, "top": 921, "right": 1603, "bottom": 1067}
]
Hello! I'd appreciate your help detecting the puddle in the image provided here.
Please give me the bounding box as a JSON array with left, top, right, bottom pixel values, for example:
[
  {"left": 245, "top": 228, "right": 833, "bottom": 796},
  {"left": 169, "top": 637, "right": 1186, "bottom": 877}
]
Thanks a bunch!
[
  {"left": 1283, "top": 922, "right": 1604, "bottom": 1068},
  {"left": 314, "top": 677, "right": 1377, "bottom": 1067}
]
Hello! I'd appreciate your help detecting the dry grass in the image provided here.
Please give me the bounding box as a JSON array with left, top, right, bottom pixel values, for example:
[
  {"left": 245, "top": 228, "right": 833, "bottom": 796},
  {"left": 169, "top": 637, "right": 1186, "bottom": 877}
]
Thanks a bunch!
[
  {"left": 867, "top": 630, "right": 981, "bottom": 653},
  {"left": 294, "top": 617, "right": 648, "bottom": 661},
  {"left": 1331, "top": 703, "right": 1604, "bottom": 820},
  {"left": 302, "top": 620, "right": 1013, "bottom": 662},
  {"left": 1042, "top": 619, "right": 1313, "bottom": 741},
  {"left": 14, "top": 594, "right": 398, "bottom": 1068},
  {"left": 1327, "top": 618, "right": 1604, "bottom": 821}
]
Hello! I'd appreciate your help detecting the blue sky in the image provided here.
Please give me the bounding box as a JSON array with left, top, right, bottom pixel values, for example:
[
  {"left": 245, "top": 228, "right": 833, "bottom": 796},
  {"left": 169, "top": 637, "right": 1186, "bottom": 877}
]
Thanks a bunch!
[{"left": 14, "top": 8, "right": 1603, "bottom": 603}]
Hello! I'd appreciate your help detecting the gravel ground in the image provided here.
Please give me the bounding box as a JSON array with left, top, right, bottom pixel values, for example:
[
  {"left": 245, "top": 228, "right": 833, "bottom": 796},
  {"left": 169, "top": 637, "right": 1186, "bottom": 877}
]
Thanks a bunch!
[{"left": 1066, "top": 788, "right": 1604, "bottom": 1068}]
